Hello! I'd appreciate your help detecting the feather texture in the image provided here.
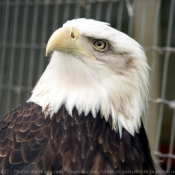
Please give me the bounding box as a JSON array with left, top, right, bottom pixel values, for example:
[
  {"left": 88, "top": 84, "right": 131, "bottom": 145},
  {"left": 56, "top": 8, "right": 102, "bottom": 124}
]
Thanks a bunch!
[{"left": 0, "top": 102, "right": 155, "bottom": 175}]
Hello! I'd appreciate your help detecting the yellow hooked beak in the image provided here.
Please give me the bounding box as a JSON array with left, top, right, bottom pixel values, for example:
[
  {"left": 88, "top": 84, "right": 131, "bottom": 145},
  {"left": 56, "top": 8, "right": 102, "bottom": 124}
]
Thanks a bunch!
[{"left": 45, "top": 27, "right": 97, "bottom": 60}]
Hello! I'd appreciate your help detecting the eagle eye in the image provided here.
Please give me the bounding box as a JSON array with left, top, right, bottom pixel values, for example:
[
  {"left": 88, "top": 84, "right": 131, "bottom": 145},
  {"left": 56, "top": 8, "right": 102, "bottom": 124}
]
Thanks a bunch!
[{"left": 92, "top": 40, "right": 108, "bottom": 52}]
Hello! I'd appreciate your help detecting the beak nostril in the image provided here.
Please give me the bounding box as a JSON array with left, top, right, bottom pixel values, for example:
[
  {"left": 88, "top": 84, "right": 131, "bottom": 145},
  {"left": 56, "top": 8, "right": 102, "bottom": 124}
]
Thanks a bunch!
[{"left": 71, "top": 32, "right": 75, "bottom": 38}]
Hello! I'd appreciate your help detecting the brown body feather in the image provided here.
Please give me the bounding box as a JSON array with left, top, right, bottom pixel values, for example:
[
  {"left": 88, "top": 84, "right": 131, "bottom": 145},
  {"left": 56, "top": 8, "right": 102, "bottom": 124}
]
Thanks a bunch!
[{"left": 0, "top": 102, "right": 155, "bottom": 175}]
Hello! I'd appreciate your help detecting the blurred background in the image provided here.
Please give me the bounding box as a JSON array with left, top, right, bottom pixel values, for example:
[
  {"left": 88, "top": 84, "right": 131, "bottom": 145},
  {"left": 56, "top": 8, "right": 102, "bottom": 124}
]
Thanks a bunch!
[{"left": 0, "top": 0, "right": 175, "bottom": 173}]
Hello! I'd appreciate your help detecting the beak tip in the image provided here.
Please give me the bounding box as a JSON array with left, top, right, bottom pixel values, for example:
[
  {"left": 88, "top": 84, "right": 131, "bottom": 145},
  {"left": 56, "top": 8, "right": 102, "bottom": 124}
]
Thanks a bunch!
[
  {"left": 45, "top": 48, "right": 49, "bottom": 57},
  {"left": 45, "top": 26, "right": 73, "bottom": 58}
]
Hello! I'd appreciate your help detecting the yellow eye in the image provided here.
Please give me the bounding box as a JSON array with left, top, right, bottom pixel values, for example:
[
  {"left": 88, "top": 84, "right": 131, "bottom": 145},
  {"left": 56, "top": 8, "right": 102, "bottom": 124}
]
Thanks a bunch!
[{"left": 92, "top": 40, "right": 108, "bottom": 52}]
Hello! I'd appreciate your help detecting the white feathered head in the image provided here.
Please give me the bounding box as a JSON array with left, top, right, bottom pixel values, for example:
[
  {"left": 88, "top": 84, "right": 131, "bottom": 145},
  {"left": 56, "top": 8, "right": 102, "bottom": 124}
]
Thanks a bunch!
[{"left": 29, "top": 19, "right": 149, "bottom": 137}]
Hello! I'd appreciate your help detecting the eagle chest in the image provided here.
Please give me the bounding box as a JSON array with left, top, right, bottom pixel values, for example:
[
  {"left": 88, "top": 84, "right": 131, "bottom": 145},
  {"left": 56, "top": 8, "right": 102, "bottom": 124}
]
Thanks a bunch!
[{"left": 0, "top": 102, "right": 155, "bottom": 174}]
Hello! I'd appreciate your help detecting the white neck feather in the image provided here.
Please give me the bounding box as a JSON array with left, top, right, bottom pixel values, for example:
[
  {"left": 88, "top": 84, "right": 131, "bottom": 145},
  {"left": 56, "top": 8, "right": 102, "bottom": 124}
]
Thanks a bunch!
[{"left": 28, "top": 51, "right": 149, "bottom": 136}]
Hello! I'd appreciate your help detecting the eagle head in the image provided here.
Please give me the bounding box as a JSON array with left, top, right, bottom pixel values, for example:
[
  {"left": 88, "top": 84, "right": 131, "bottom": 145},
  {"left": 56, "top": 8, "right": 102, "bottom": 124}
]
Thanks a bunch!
[{"left": 28, "top": 19, "right": 149, "bottom": 137}]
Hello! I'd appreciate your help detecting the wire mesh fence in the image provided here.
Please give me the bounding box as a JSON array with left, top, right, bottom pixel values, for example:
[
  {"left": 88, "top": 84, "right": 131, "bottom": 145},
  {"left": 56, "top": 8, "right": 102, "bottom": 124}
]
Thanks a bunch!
[{"left": 0, "top": 0, "right": 175, "bottom": 173}]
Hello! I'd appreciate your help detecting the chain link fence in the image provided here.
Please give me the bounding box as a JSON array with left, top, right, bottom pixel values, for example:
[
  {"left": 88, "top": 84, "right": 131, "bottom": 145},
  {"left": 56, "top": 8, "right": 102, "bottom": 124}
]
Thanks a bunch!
[{"left": 0, "top": 0, "right": 175, "bottom": 173}]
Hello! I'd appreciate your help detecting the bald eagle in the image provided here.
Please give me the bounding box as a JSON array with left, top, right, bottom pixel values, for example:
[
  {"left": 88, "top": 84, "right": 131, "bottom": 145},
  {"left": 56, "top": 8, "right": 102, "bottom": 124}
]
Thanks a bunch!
[{"left": 0, "top": 19, "right": 158, "bottom": 174}]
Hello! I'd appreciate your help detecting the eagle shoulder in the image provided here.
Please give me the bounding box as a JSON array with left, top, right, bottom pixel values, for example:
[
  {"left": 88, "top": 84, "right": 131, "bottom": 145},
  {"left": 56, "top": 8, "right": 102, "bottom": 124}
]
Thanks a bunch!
[{"left": 0, "top": 102, "right": 50, "bottom": 174}]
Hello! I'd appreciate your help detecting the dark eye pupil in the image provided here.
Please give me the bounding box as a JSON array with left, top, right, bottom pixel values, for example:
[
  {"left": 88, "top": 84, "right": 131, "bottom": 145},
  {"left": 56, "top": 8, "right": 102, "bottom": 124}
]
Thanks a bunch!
[{"left": 97, "top": 41, "right": 102, "bottom": 46}]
